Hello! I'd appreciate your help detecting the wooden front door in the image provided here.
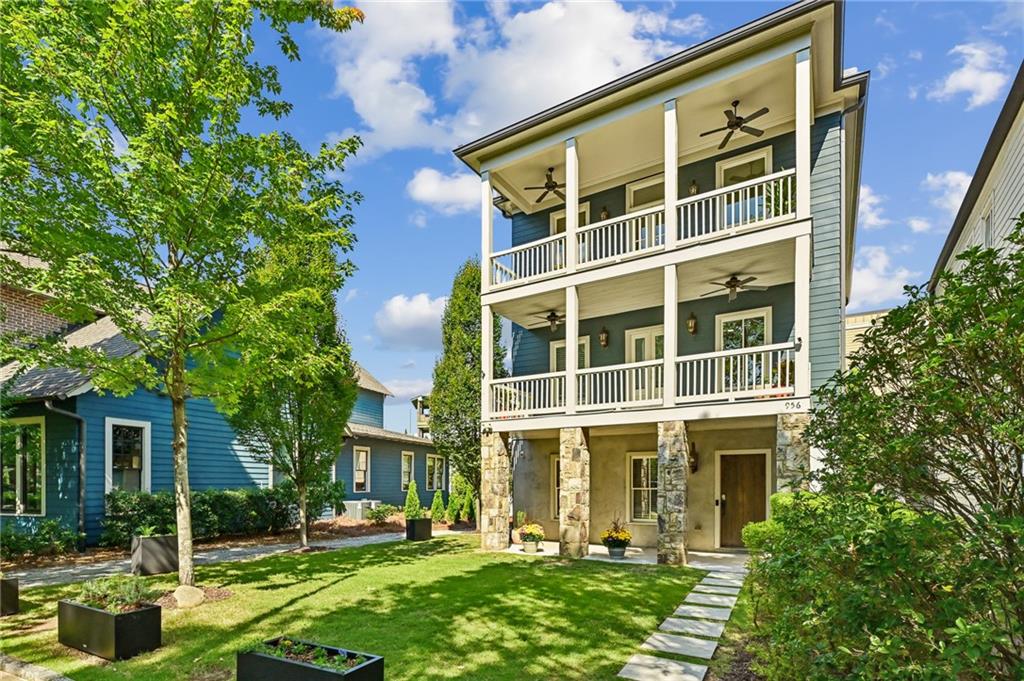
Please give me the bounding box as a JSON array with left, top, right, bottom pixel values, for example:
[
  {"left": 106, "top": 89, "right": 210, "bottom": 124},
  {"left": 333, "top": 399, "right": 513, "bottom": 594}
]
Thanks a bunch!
[{"left": 719, "top": 453, "right": 767, "bottom": 547}]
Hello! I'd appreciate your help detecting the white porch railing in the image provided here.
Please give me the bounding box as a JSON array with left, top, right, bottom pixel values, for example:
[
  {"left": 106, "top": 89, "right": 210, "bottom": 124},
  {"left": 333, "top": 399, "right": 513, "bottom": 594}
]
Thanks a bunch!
[
  {"left": 489, "top": 233, "right": 566, "bottom": 288},
  {"left": 576, "top": 359, "right": 664, "bottom": 411},
  {"left": 675, "top": 342, "right": 796, "bottom": 403},
  {"left": 576, "top": 205, "right": 665, "bottom": 267},
  {"left": 677, "top": 168, "right": 796, "bottom": 242},
  {"left": 490, "top": 371, "right": 566, "bottom": 418}
]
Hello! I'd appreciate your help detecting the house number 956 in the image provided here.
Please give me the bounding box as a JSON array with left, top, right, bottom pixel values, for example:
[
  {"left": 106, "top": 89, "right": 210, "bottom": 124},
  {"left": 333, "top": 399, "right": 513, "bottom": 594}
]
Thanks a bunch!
[{"left": 784, "top": 400, "right": 804, "bottom": 411}]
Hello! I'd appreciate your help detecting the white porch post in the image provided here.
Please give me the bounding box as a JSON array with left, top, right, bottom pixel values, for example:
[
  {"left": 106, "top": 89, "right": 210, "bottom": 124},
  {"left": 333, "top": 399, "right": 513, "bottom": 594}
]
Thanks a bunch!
[
  {"left": 795, "top": 48, "right": 812, "bottom": 220},
  {"left": 481, "top": 170, "right": 493, "bottom": 293},
  {"left": 794, "top": 234, "right": 811, "bottom": 395},
  {"left": 662, "top": 265, "right": 677, "bottom": 407},
  {"left": 565, "top": 285, "right": 578, "bottom": 414},
  {"left": 565, "top": 138, "right": 579, "bottom": 273},
  {"left": 481, "top": 303, "right": 494, "bottom": 422},
  {"left": 663, "top": 100, "right": 678, "bottom": 250}
]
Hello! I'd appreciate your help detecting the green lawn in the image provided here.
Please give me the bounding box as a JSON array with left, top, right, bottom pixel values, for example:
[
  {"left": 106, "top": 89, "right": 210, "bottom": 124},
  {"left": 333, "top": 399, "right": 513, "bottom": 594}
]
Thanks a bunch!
[{"left": 0, "top": 535, "right": 705, "bottom": 680}]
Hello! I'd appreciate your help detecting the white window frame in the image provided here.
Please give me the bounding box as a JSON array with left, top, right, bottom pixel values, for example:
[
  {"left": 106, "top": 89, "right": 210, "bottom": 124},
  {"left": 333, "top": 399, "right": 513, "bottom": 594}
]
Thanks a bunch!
[
  {"left": 715, "top": 147, "right": 773, "bottom": 189},
  {"left": 715, "top": 306, "right": 773, "bottom": 352},
  {"left": 626, "top": 451, "right": 658, "bottom": 524},
  {"left": 979, "top": 194, "right": 993, "bottom": 248},
  {"left": 549, "top": 337, "right": 591, "bottom": 371},
  {"left": 549, "top": 201, "right": 590, "bottom": 235},
  {"left": 353, "top": 446, "right": 371, "bottom": 493},
  {"left": 549, "top": 453, "right": 560, "bottom": 520},
  {"left": 1, "top": 416, "right": 46, "bottom": 517},
  {"left": 626, "top": 174, "right": 665, "bottom": 211},
  {"left": 713, "top": 449, "right": 772, "bottom": 549},
  {"left": 104, "top": 417, "right": 151, "bottom": 495},
  {"left": 625, "top": 324, "right": 665, "bottom": 363},
  {"left": 400, "top": 451, "right": 414, "bottom": 491},
  {"left": 426, "top": 454, "right": 445, "bottom": 491}
]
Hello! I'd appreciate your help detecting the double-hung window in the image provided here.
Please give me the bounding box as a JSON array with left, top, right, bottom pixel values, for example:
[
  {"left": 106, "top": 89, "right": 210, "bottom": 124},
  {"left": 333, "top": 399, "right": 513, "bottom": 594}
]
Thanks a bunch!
[
  {"left": 629, "top": 453, "right": 658, "bottom": 523},
  {"left": 105, "top": 417, "right": 150, "bottom": 494},
  {"left": 353, "top": 446, "right": 371, "bottom": 493},
  {"left": 400, "top": 451, "right": 414, "bottom": 491},
  {"left": 426, "top": 455, "right": 444, "bottom": 491},
  {"left": 1, "top": 417, "right": 45, "bottom": 516}
]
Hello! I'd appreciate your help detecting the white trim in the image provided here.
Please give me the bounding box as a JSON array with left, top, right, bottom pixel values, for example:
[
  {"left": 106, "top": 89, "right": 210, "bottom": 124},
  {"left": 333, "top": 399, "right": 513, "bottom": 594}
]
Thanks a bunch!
[
  {"left": 715, "top": 147, "right": 773, "bottom": 189},
  {"left": 1, "top": 416, "right": 46, "bottom": 517},
  {"left": 549, "top": 337, "right": 591, "bottom": 372},
  {"left": 353, "top": 445, "right": 371, "bottom": 493},
  {"left": 715, "top": 306, "right": 773, "bottom": 352},
  {"left": 626, "top": 451, "right": 659, "bottom": 524},
  {"left": 549, "top": 453, "right": 560, "bottom": 520},
  {"left": 104, "top": 417, "right": 151, "bottom": 495},
  {"left": 713, "top": 448, "right": 772, "bottom": 549},
  {"left": 400, "top": 451, "right": 414, "bottom": 491},
  {"left": 626, "top": 175, "right": 665, "bottom": 212},
  {"left": 426, "top": 453, "right": 445, "bottom": 491},
  {"left": 267, "top": 462, "right": 275, "bottom": 489},
  {"left": 549, "top": 201, "right": 590, "bottom": 236},
  {"left": 625, "top": 324, "right": 665, "bottom": 362}
]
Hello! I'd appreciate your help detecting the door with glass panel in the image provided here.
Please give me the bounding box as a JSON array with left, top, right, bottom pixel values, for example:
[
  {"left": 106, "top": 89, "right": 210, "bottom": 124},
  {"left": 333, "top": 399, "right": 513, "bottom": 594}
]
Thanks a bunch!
[
  {"left": 550, "top": 339, "right": 589, "bottom": 407},
  {"left": 716, "top": 309, "right": 770, "bottom": 394},
  {"left": 625, "top": 326, "right": 664, "bottom": 402},
  {"left": 629, "top": 454, "right": 658, "bottom": 523},
  {"left": 1, "top": 418, "right": 44, "bottom": 516},
  {"left": 718, "top": 151, "right": 769, "bottom": 229}
]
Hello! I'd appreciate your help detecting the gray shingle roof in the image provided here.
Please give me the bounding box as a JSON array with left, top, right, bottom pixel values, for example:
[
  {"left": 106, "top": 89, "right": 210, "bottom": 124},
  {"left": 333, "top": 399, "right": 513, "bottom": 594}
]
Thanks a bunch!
[
  {"left": 346, "top": 422, "right": 432, "bottom": 447},
  {"left": 355, "top": 363, "right": 392, "bottom": 396}
]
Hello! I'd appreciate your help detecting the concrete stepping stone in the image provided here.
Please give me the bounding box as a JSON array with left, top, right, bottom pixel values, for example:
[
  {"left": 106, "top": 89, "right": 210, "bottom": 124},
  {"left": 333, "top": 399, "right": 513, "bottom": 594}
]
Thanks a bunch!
[
  {"left": 660, "top": 616, "right": 726, "bottom": 638},
  {"left": 688, "top": 563, "right": 747, "bottom": 575},
  {"left": 642, "top": 632, "right": 718, "bottom": 659},
  {"left": 673, "top": 604, "right": 733, "bottom": 621},
  {"left": 618, "top": 654, "right": 707, "bottom": 681},
  {"left": 685, "top": 592, "right": 738, "bottom": 608},
  {"left": 701, "top": 576, "right": 744, "bottom": 587},
  {"left": 692, "top": 584, "right": 740, "bottom": 596},
  {"left": 706, "top": 571, "right": 746, "bottom": 581}
]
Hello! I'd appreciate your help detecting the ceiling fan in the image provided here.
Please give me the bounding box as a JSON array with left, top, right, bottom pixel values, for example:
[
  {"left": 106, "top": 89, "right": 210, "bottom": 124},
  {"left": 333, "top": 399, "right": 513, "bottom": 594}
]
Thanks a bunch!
[
  {"left": 524, "top": 167, "right": 565, "bottom": 204},
  {"left": 535, "top": 311, "right": 565, "bottom": 331},
  {"left": 700, "top": 275, "right": 768, "bottom": 302},
  {"left": 699, "top": 100, "right": 770, "bottom": 150}
]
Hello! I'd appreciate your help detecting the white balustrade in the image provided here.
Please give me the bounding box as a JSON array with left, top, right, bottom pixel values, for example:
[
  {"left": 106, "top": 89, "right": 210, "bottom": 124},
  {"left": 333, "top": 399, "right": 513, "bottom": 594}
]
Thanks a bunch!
[
  {"left": 576, "top": 360, "right": 664, "bottom": 411},
  {"left": 677, "top": 169, "right": 796, "bottom": 242},
  {"left": 576, "top": 206, "right": 665, "bottom": 267},
  {"left": 489, "top": 372, "right": 566, "bottom": 418},
  {"left": 675, "top": 342, "right": 796, "bottom": 402},
  {"left": 489, "top": 233, "right": 566, "bottom": 287}
]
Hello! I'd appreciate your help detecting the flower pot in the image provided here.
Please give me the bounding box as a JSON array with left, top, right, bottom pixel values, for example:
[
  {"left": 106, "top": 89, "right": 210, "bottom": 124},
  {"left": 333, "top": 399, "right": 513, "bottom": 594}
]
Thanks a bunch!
[
  {"left": 607, "top": 545, "right": 627, "bottom": 559},
  {"left": 237, "top": 637, "right": 384, "bottom": 681},
  {"left": 58, "top": 600, "right": 161, "bottom": 661},
  {"left": 1, "top": 577, "right": 19, "bottom": 616},
  {"left": 510, "top": 528, "right": 522, "bottom": 545},
  {"left": 522, "top": 541, "right": 540, "bottom": 553},
  {"left": 405, "top": 517, "right": 432, "bottom": 542},
  {"left": 131, "top": 534, "right": 178, "bottom": 576}
]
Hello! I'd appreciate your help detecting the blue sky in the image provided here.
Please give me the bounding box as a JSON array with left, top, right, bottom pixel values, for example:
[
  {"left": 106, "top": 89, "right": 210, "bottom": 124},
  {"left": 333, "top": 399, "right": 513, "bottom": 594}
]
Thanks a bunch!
[{"left": 252, "top": 1, "right": 1022, "bottom": 432}]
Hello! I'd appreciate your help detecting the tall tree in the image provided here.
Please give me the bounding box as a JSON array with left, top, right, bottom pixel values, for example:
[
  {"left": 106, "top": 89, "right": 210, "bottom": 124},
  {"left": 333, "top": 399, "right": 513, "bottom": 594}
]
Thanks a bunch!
[
  {"left": 430, "top": 260, "right": 505, "bottom": 495},
  {"left": 0, "top": 1, "right": 363, "bottom": 585}
]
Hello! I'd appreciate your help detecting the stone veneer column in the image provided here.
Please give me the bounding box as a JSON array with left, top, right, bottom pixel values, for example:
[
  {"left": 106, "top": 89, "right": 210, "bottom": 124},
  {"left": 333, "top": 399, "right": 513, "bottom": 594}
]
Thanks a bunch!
[
  {"left": 657, "top": 421, "right": 689, "bottom": 565},
  {"left": 776, "top": 413, "right": 812, "bottom": 492},
  {"left": 559, "top": 427, "right": 590, "bottom": 558},
  {"left": 480, "top": 432, "right": 510, "bottom": 551}
]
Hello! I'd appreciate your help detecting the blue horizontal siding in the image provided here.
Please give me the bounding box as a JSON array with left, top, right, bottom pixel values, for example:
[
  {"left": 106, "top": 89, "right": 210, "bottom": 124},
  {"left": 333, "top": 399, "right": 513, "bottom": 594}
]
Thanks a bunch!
[
  {"left": 350, "top": 389, "right": 385, "bottom": 428},
  {"left": 335, "top": 438, "right": 447, "bottom": 509}
]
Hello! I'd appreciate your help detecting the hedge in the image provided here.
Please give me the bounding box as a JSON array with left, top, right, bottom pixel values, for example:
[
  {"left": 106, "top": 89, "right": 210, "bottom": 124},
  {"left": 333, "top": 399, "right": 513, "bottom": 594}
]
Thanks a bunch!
[{"left": 0, "top": 519, "right": 82, "bottom": 559}]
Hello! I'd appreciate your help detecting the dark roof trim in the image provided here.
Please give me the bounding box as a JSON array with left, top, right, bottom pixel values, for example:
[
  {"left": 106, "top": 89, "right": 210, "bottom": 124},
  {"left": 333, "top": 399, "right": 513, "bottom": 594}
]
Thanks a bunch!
[
  {"left": 454, "top": 0, "right": 866, "bottom": 162},
  {"left": 929, "top": 61, "right": 1024, "bottom": 292}
]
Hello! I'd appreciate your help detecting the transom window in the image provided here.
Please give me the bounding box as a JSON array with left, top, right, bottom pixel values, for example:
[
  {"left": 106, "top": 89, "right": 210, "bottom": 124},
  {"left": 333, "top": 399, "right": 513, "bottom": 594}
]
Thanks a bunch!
[
  {"left": 105, "top": 417, "right": 150, "bottom": 494},
  {"left": 629, "top": 453, "right": 658, "bottom": 523},
  {"left": 353, "top": 446, "right": 371, "bottom": 493},
  {"left": 1, "top": 417, "right": 45, "bottom": 516},
  {"left": 401, "top": 451, "right": 414, "bottom": 491},
  {"left": 626, "top": 175, "right": 665, "bottom": 211},
  {"left": 426, "top": 454, "right": 444, "bottom": 491}
]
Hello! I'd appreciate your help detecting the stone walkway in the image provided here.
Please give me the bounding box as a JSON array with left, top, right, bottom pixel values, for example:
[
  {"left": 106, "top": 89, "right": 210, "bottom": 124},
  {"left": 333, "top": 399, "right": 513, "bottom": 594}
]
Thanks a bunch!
[{"left": 618, "top": 558, "right": 748, "bottom": 681}]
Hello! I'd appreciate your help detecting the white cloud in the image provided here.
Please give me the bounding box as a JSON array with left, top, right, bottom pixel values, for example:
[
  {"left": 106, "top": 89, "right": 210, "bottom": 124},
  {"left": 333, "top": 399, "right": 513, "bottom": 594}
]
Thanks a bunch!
[
  {"left": 409, "top": 211, "right": 428, "bottom": 229},
  {"left": 343, "top": 288, "right": 359, "bottom": 303},
  {"left": 843, "top": 66, "right": 860, "bottom": 77},
  {"left": 923, "top": 171, "right": 972, "bottom": 217},
  {"left": 373, "top": 293, "right": 447, "bottom": 351},
  {"left": 907, "top": 217, "right": 933, "bottom": 234},
  {"left": 849, "top": 246, "right": 920, "bottom": 311},
  {"left": 985, "top": 1, "right": 1024, "bottom": 36},
  {"left": 407, "top": 168, "right": 479, "bottom": 214},
  {"left": 385, "top": 377, "right": 433, "bottom": 402},
  {"left": 874, "top": 12, "right": 898, "bottom": 33},
  {"left": 858, "top": 185, "right": 891, "bottom": 230},
  {"left": 927, "top": 42, "right": 1010, "bottom": 110},
  {"left": 400, "top": 359, "right": 416, "bottom": 369},
  {"left": 876, "top": 56, "right": 895, "bottom": 80},
  {"left": 908, "top": 49, "right": 923, "bottom": 61},
  {"left": 908, "top": 85, "right": 920, "bottom": 100}
]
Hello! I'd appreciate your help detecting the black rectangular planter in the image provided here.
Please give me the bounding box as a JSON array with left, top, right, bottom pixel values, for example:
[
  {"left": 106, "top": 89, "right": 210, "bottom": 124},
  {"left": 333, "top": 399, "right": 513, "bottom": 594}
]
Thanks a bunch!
[
  {"left": 405, "top": 517, "right": 432, "bottom": 541},
  {"left": 57, "top": 600, "right": 161, "bottom": 661},
  {"left": 0, "top": 577, "right": 18, "bottom": 616},
  {"left": 131, "top": 534, "right": 178, "bottom": 576},
  {"left": 237, "top": 637, "right": 384, "bottom": 681}
]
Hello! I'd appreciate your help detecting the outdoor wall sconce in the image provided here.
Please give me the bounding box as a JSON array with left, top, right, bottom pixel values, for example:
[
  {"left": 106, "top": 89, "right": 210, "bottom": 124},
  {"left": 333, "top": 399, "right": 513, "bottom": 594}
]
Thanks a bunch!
[
  {"left": 598, "top": 327, "right": 610, "bottom": 348},
  {"left": 689, "top": 441, "right": 699, "bottom": 474},
  {"left": 688, "top": 180, "right": 699, "bottom": 196},
  {"left": 599, "top": 206, "right": 610, "bottom": 221},
  {"left": 686, "top": 312, "right": 698, "bottom": 335}
]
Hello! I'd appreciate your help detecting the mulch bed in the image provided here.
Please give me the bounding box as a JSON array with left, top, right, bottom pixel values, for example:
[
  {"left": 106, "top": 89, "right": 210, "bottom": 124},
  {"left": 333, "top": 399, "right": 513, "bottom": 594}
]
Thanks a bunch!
[{"left": 156, "top": 586, "right": 233, "bottom": 610}]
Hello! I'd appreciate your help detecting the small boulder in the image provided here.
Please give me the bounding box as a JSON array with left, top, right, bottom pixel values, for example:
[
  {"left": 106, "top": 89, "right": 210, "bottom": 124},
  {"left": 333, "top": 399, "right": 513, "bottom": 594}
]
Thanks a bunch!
[{"left": 173, "top": 585, "right": 206, "bottom": 609}]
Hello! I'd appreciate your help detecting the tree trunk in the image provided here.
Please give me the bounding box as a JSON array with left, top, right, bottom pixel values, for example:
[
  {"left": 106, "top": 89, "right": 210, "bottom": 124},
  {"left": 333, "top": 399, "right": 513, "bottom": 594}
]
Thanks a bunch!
[
  {"left": 169, "top": 349, "right": 195, "bottom": 586},
  {"left": 297, "top": 483, "right": 308, "bottom": 548}
]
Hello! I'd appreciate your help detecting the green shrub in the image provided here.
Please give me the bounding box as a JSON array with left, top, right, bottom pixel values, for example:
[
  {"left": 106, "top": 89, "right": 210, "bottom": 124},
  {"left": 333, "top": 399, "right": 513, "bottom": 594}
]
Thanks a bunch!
[
  {"left": 429, "top": 490, "right": 445, "bottom": 521},
  {"left": 461, "top": 488, "right": 475, "bottom": 523},
  {"left": 365, "top": 504, "right": 398, "bottom": 525},
  {"left": 404, "top": 480, "right": 424, "bottom": 520},
  {"left": 76, "top": 576, "right": 158, "bottom": 613},
  {"left": 0, "top": 519, "right": 82, "bottom": 559},
  {"left": 446, "top": 495, "right": 461, "bottom": 524}
]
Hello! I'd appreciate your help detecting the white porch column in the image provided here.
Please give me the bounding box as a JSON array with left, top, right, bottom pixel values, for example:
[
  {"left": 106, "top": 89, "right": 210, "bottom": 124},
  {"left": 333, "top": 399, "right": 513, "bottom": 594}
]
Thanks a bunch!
[
  {"left": 794, "top": 234, "right": 811, "bottom": 395},
  {"left": 481, "top": 170, "right": 493, "bottom": 292},
  {"left": 795, "top": 48, "right": 812, "bottom": 220},
  {"left": 565, "top": 138, "right": 579, "bottom": 272},
  {"left": 663, "top": 100, "right": 678, "bottom": 250},
  {"left": 481, "top": 303, "right": 494, "bottom": 422},
  {"left": 565, "top": 285, "right": 578, "bottom": 414},
  {"left": 662, "top": 265, "right": 677, "bottom": 408}
]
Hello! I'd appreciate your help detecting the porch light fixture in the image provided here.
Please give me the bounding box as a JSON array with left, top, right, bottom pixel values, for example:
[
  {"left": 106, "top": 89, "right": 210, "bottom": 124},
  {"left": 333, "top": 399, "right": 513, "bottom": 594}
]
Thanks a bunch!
[
  {"left": 600, "top": 206, "right": 610, "bottom": 221},
  {"left": 599, "top": 327, "right": 610, "bottom": 348},
  {"left": 686, "top": 312, "right": 698, "bottom": 335},
  {"left": 688, "top": 180, "right": 699, "bottom": 196},
  {"left": 689, "top": 441, "right": 699, "bottom": 474}
]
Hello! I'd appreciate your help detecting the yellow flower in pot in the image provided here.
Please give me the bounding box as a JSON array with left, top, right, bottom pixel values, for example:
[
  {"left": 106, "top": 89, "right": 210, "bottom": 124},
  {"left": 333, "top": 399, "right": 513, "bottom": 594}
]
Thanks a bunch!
[
  {"left": 600, "top": 517, "right": 632, "bottom": 559},
  {"left": 518, "top": 523, "right": 545, "bottom": 553}
]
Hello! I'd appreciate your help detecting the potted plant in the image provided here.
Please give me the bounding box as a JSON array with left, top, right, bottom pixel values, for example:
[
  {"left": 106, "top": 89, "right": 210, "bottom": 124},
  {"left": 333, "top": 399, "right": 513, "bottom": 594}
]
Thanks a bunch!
[
  {"left": 600, "top": 517, "right": 632, "bottom": 559},
  {"left": 518, "top": 523, "right": 545, "bottom": 553},
  {"left": 0, "top": 573, "right": 18, "bottom": 616},
  {"left": 238, "top": 636, "right": 383, "bottom": 681},
  {"left": 58, "top": 576, "right": 161, "bottom": 661},
  {"left": 131, "top": 524, "right": 178, "bottom": 576},
  {"left": 404, "top": 480, "right": 431, "bottom": 542}
]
